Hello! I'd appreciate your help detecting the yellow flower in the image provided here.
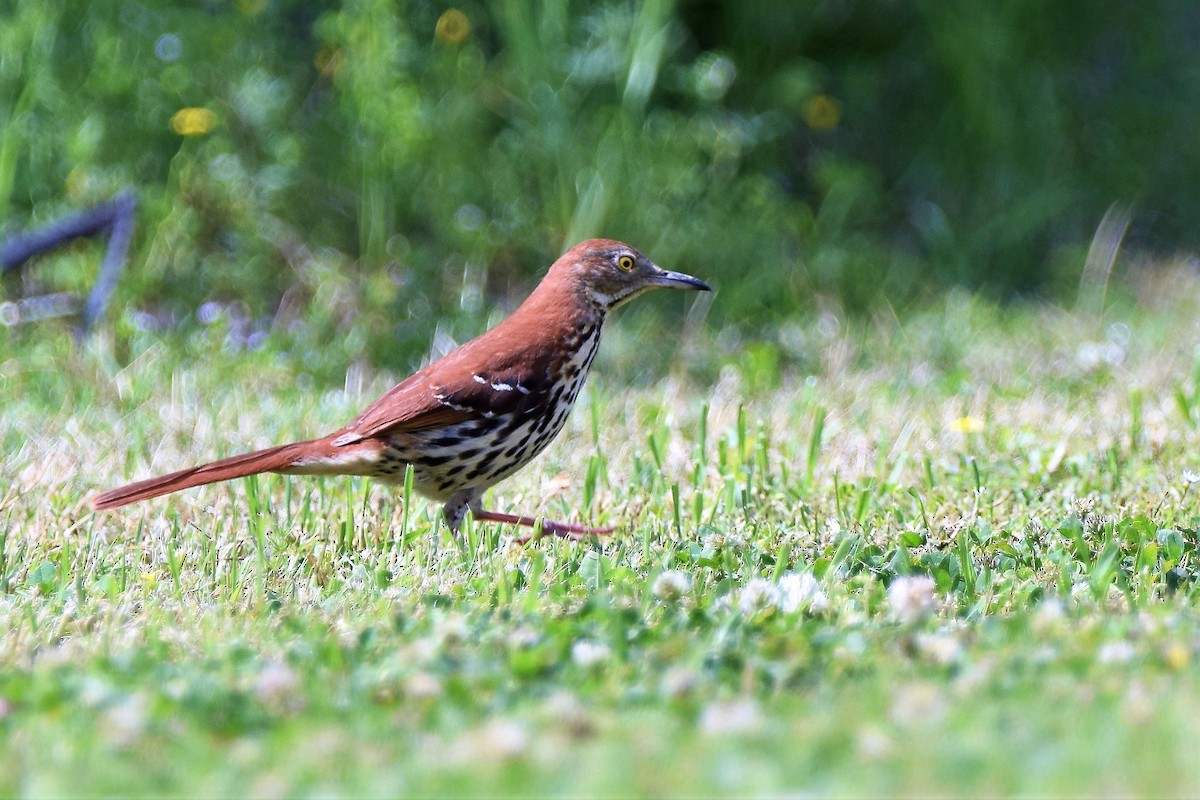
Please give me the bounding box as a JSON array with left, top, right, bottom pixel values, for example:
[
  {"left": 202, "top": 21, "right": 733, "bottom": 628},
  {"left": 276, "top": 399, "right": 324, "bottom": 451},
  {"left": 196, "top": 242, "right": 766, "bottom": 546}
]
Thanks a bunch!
[
  {"left": 315, "top": 45, "right": 343, "bottom": 77},
  {"left": 171, "top": 107, "right": 217, "bottom": 136},
  {"left": 65, "top": 167, "right": 90, "bottom": 200},
  {"left": 436, "top": 8, "right": 470, "bottom": 45},
  {"left": 139, "top": 571, "right": 159, "bottom": 590},
  {"left": 1164, "top": 642, "right": 1190, "bottom": 671},
  {"left": 804, "top": 94, "right": 840, "bottom": 131},
  {"left": 950, "top": 416, "right": 984, "bottom": 434}
]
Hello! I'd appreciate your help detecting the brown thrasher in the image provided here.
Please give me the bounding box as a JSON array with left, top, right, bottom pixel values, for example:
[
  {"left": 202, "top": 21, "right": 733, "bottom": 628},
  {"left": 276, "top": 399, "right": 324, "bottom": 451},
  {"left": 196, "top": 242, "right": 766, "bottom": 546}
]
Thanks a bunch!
[{"left": 92, "top": 239, "right": 710, "bottom": 538}]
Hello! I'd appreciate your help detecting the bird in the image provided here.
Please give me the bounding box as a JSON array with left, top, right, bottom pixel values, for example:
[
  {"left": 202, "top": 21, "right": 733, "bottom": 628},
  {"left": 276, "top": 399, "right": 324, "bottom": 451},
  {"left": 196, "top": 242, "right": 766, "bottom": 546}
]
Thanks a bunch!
[{"left": 92, "top": 239, "right": 711, "bottom": 540}]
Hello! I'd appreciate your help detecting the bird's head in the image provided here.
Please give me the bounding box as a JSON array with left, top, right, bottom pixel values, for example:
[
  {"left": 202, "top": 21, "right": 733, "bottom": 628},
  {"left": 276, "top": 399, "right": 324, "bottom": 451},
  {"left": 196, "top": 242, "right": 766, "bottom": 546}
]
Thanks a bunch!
[{"left": 552, "top": 239, "right": 711, "bottom": 313}]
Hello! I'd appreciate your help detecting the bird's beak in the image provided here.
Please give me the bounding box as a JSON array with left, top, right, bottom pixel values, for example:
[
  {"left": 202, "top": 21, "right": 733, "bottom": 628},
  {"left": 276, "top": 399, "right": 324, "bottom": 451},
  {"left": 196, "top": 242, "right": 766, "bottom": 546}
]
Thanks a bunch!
[{"left": 651, "top": 267, "right": 711, "bottom": 292}]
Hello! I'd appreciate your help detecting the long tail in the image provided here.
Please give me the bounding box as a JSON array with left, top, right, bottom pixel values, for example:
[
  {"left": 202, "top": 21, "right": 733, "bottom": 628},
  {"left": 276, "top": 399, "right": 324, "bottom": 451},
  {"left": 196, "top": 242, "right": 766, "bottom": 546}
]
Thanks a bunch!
[{"left": 91, "top": 437, "right": 369, "bottom": 510}]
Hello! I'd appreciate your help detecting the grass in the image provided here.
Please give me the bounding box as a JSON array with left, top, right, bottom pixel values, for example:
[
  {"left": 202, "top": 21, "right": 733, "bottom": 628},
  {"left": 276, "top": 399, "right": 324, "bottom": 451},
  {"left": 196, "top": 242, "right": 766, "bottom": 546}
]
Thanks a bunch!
[{"left": 6, "top": 265, "right": 1200, "bottom": 795}]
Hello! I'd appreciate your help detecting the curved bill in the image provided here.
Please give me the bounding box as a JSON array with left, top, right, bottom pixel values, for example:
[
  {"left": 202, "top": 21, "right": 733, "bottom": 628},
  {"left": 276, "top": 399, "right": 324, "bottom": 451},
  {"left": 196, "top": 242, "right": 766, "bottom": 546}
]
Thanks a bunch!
[{"left": 651, "top": 268, "right": 712, "bottom": 292}]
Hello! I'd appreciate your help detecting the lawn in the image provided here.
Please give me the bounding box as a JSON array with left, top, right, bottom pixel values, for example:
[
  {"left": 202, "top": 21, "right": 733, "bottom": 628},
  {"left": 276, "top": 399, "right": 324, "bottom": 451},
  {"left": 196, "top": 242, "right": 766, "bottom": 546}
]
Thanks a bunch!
[{"left": 5, "top": 264, "right": 1200, "bottom": 796}]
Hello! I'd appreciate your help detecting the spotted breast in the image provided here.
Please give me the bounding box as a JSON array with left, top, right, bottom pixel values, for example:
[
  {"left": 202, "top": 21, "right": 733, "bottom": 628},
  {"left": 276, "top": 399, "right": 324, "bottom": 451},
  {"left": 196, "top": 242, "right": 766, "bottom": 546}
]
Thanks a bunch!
[{"left": 377, "top": 319, "right": 604, "bottom": 502}]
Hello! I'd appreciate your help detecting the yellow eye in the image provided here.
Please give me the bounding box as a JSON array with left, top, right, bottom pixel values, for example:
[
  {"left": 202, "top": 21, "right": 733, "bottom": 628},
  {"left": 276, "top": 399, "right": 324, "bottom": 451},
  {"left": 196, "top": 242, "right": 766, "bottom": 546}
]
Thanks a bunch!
[{"left": 617, "top": 255, "right": 635, "bottom": 271}]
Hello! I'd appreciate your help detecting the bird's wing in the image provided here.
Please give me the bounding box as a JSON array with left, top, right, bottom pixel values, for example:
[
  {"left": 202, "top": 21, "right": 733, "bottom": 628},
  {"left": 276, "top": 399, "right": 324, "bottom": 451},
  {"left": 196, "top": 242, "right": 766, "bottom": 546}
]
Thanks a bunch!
[{"left": 331, "top": 339, "right": 548, "bottom": 446}]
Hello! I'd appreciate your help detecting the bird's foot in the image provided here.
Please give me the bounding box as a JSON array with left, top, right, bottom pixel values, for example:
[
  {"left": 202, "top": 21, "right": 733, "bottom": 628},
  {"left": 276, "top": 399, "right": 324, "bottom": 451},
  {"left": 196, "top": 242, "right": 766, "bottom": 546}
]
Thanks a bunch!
[{"left": 471, "top": 509, "right": 613, "bottom": 544}]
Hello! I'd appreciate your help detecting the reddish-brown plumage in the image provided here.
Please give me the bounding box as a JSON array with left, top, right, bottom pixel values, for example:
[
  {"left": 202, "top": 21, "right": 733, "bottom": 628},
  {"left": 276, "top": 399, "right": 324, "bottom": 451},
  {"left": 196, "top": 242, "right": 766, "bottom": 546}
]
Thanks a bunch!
[{"left": 92, "top": 239, "right": 710, "bottom": 539}]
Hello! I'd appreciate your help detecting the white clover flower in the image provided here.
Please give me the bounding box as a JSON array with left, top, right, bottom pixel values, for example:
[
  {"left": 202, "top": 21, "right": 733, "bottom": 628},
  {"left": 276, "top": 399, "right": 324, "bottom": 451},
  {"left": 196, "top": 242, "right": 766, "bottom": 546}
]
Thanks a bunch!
[
  {"left": 78, "top": 677, "right": 114, "bottom": 708},
  {"left": 253, "top": 661, "right": 305, "bottom": 714},
  {"left": 403, "top": 671, "right": 443, "bottom": 700},
  {"left": 1033, "top": 597, "right": 1066, "bottom": 626},
  {"left": 652, "top": 569, "right": 692, "bottom": 602},
  {"left": 1076, "top": 342, "right": 1102, "bottom": 370},
  {"left": 544, "top": 691, "right": 593, "bottom": 737},
  {"left": 1123, "top": 681, "right": 1153, "bottom": 724},
  {"left": 778, "top": 571, "right": 828, "bottom": 613},
  {"left": 914, "top": 632, "right": 963, "bottom": 666},
  {"left": 887, "top": 575, "right": 938, "bottom": 623},
  {"left": 704, "top": 531, "right": 745, "bottom": 550},
  {"left": 856, "top": 726, "right": 895, "bottom": 761},
  {"left": 506, "top": 626, "right": 540, "bottom": 650},
  {"left": 699, "top": 699, "right": 761, "bottom": 735},
  {"left": 473, "top": 718, "right": 530, "bottom": 762},
  {"left": 736, "top": 578, "right": 781, "bottom": 616},
  {"left": 571, "top": 639, "right": 612, "bottom": 668},
  {"left": 1097, "top": 640, "right": 1137, "bottom": 665},
  {"left": 433, "top": 614, "right": 470, "bottom": 646},
  {"left": 99, "top": 693, "right": 149, "bottom": 747},
  {"left": 660, "top": 666, "right": 699, "bottom": 700},
  {"left": 889, "top": 683, "right": 947, "bottom": 728}
]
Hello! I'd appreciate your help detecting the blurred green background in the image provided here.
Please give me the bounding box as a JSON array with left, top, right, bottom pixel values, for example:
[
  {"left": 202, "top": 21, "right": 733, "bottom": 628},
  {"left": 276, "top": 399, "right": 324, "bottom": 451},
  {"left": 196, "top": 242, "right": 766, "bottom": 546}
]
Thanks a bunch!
[{"left": 3, "top": 0, "right": 1198, "bottom": 366}]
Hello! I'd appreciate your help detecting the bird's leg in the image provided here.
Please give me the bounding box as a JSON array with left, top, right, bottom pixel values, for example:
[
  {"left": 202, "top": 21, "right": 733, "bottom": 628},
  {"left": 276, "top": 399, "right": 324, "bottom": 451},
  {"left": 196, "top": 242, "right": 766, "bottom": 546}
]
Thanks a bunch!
[
  {"left": 441, "top": 492, "right": 474, "bottom": 538},
  {"left": 471, "top": 509, "right": 613, "bottom": 543}
]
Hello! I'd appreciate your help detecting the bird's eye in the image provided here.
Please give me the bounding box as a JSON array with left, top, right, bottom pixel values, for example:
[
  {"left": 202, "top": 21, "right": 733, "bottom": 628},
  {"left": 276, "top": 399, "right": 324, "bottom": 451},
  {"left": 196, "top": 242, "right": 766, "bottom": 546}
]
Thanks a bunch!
[{"left": 617, "top": 255, "right": 635, "bottom": 271}]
